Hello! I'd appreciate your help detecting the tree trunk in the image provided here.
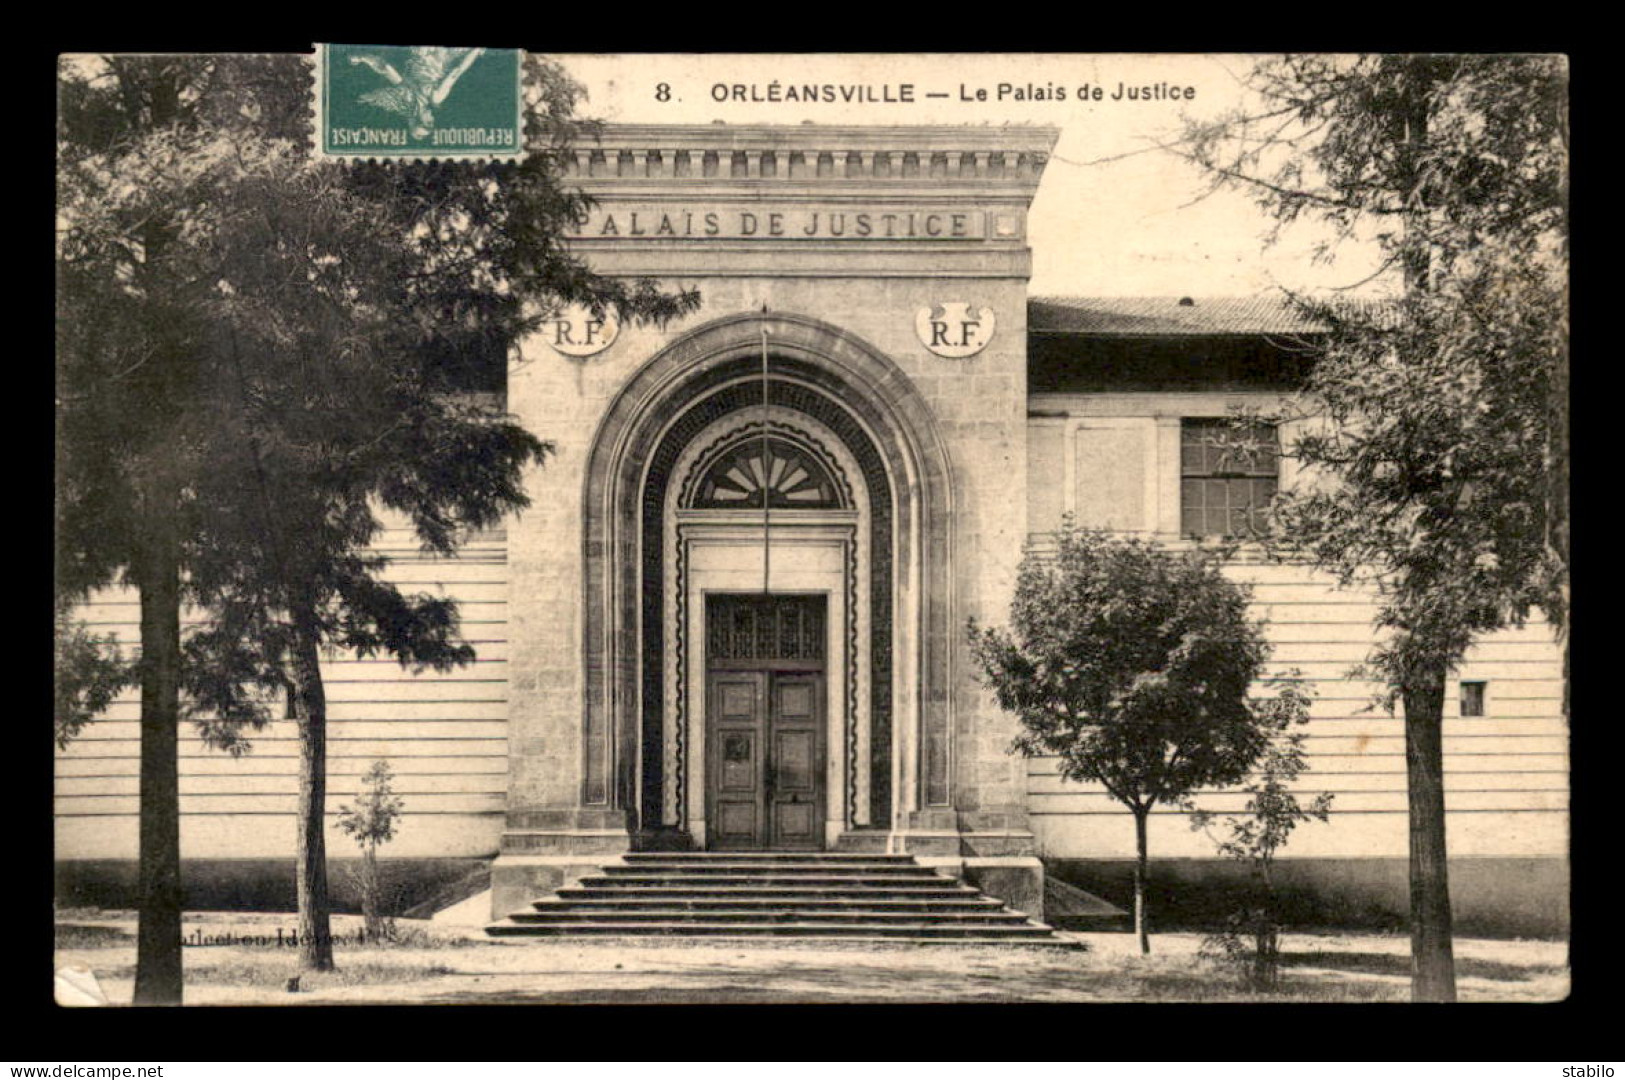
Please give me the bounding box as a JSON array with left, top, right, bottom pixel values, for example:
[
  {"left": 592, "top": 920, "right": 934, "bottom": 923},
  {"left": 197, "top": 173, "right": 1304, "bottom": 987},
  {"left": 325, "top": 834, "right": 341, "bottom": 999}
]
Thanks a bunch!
[
  {"left": 1393, "top": 64, "right": 1458, "bottom": 1005},
  {"left": 1132, "top": 808, "right": 1151, "bottom": 955},
  {"left": 1252, "top": 908, "right": 1279, "bottom": 992},
  {"left": 1253, "top": 852, "right": 1278, "bottom": 991},
  {"left": 361, "top": 841, "right": 383, "bottom": 943},
  {"left": 128, "top": 70, "right": 187, "bottom": 1009},
  {"left": 132, "top": 524, "right": 183, "bottom": 1006},
  {"left": 1403, "top": 660, "right": 1457, "bottom": 1002},
  {"left": 290, "top": 610, "right": 335, "bottom": 972}
]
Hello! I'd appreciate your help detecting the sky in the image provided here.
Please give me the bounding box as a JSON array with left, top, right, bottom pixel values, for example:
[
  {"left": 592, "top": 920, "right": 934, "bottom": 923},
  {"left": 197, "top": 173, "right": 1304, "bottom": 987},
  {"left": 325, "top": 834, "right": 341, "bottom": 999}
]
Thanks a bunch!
[{"left": 547, "top": 53, "right": 1392, "bottom": 300}]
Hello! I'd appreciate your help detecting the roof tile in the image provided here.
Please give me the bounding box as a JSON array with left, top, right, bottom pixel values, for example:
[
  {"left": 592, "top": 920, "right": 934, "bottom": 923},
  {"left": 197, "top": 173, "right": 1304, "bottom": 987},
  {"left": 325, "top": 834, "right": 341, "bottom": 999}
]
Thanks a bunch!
[{"left": 1029, "top": 296, "right": 1352, "bottom": 336}]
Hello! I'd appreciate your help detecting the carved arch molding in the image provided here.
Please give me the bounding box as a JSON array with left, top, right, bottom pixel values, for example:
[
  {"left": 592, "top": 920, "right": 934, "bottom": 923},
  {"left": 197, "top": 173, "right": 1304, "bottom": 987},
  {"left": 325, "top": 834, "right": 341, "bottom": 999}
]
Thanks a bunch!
[{"left": 578, "top": 312, "right": 957, "bottom": 838}]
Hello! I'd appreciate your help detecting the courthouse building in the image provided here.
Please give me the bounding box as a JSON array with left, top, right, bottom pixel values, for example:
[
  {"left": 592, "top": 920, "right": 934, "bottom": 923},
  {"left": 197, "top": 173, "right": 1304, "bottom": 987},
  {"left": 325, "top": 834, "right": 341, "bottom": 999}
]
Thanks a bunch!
[{"left": 55, "top": 124, "right": 1569, "bottom": 934}]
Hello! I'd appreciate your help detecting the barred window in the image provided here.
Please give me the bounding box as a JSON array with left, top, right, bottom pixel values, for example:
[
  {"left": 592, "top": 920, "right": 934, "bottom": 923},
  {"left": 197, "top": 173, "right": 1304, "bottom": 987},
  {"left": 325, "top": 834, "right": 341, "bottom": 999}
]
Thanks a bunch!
[
  {"left": 707, "top": 595, "right": 826, "bottom": 663},
  {"left": 1180, "top": 419, "right": 1279, "bottom": 537}
]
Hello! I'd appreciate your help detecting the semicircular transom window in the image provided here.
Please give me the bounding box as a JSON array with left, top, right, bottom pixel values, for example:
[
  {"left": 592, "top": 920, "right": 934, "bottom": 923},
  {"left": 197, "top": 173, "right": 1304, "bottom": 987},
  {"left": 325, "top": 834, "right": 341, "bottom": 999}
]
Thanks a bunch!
[{"left": 693, "top": 437, "right": 845, "bottom": 510}]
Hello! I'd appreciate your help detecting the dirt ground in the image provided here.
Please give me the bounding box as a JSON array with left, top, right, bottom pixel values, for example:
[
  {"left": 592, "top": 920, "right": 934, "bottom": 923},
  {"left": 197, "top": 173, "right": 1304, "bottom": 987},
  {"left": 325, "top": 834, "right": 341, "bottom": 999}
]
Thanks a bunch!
[{"left": 54, "top": 910, "right": 1569, "bottom": 1005}]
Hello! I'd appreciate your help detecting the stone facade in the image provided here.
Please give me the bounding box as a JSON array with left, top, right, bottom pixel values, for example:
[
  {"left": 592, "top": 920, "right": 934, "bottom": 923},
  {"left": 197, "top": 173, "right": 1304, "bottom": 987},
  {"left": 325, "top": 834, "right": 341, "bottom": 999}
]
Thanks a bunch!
[{"left": 492, "top": 123, "right": 1059, "bottom": 916}]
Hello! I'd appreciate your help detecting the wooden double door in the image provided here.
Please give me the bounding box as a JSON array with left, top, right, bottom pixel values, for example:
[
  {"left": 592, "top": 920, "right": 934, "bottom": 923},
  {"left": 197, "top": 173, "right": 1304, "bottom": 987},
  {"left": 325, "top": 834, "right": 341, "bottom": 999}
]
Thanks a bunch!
[{"left": 705, "top": 595, "right": 826, "bottom": 851}]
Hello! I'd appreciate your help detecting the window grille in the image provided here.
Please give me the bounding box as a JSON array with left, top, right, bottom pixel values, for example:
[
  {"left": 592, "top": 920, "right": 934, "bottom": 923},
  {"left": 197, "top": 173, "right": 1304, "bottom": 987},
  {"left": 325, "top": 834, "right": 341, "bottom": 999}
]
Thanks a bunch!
[{"left": 1180, "top": 418, "right": 1279, "bottom": 537}]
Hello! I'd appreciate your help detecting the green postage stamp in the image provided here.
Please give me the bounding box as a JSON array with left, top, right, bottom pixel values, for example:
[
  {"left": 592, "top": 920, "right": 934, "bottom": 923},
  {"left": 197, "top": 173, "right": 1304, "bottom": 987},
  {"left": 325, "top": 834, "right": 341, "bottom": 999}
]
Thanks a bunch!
[{"left": 316, "top": 44, "right": 523, "bottom": 161}]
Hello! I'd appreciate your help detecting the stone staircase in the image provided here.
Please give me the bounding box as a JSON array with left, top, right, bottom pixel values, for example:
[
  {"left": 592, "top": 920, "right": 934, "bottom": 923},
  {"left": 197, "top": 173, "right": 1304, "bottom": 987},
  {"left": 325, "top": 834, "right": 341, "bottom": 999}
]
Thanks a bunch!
[{"left": 486, "top": 852, "right": 1074, "bottom": 944}]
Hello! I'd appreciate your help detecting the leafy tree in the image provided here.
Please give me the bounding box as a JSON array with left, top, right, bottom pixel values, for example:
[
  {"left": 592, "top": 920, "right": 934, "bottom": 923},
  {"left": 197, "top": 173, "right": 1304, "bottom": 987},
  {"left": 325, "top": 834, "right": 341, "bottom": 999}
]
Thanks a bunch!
[
  {"left": 969, "top": 524, "right": 1281, "bottom": 954},
  {"left": 54, "top": 607, "right": 132, "bottom": 750},
  {"left": 1184, "top": 684, "right": 1331, "bottom": 992},
  {"left": 1178, "top": 54, "right": 1567, "bottom": 1001},
  {"left": 337, "top": 760, "right": 406, "bottom": 944},
  {"left": 56, "top": 52, "right": 698, "bottom": 1001}
]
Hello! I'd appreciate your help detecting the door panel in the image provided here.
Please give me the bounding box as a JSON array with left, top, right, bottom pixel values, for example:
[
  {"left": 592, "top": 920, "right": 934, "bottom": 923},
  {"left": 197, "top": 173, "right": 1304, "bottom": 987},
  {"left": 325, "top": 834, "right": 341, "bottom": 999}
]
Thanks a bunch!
[
  {"left": 719, "top": 682, "right": 757, "bottom": 720},
  {"left": 707, "top": 672, "right": 765, "bottom": 850},
  {"left": 704, "top": 595, "right": 827, "bottom": 851},
  {"left": 768, "top": 673, "right": 823, "bottom": 850},
  {"left": 773, "top": 731, "right": 814, "bottom": 789}
]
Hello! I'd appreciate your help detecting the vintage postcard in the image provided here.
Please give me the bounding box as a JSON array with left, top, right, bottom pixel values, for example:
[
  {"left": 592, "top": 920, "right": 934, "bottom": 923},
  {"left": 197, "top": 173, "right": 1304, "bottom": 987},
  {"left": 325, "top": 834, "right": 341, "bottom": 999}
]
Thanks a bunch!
[{"left": 53, "top": 50, "right": 1569, "bottom": 1008}]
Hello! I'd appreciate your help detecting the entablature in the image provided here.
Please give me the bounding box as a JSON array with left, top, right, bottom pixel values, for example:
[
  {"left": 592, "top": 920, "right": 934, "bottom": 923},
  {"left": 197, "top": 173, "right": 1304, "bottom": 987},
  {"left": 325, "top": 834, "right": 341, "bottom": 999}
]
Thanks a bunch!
[{"left": 563, "top": 123, "right": 1058, "bottom": 195}]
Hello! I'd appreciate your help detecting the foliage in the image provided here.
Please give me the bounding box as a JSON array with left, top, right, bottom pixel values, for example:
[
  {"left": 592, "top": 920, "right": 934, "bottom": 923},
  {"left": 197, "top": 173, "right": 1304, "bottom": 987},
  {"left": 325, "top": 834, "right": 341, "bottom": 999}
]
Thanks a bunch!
[
  {"left": 53, "top": 607, "right": 133, "bottom": 750},
  {"left": 1181, "top": 54, "right": 1568, "bottom": 690},
  {"left": 57, "top": 51, "right": 700, "bottom": 741},
  {"left": 1183, "top": 682, "right": 1331, "bottom": 991},
  {"left": 338, "top": 760, "right": 407, "bottom": 849},
  {"left": 971, "top": 524, "right": 1272, "bottom": 808},
  {"left": 969, "top": 522, "right": 1281, "bottom": 952}
]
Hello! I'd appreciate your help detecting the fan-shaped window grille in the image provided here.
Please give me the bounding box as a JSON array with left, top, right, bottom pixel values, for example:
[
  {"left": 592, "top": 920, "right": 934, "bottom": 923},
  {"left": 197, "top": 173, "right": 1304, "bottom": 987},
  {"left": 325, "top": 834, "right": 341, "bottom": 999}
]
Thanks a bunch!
[{"left": 693, "top": 438, "right": 844, "bottom": 510}]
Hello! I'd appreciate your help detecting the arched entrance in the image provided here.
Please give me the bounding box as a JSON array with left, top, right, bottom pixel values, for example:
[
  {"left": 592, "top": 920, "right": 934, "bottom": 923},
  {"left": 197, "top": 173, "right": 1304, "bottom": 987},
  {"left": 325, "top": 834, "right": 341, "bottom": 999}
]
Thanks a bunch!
[{"left": 579, "top": 312, "right": 956, "bottom": 850}]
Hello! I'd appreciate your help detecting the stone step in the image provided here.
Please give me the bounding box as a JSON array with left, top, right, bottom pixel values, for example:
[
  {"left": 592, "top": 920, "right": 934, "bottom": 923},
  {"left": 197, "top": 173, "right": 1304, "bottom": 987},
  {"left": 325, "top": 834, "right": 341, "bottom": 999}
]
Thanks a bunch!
[
  {"left": 556, "top": 884, "right": 981, "bottom": 900},
  {"left": 601, "top": 862, "right": 945, "bottom": 876},
  {"left": 513, "top": 908, "right": 1035, "bottom": 925},
  {"left": 580, "top": 874, "right": 964, "bottom": 889},
  {"left": 540, "top": 896, "right": 1005, "bottom": 912},
  {"left": 623, "top": 851, "right": 916, "bottom": 864},
  {"left": 487, "top": 920, "right": 1061, "bottom": 939},
  {"left": 488, "top": 853, "right": 1068, "bottom": 945}
]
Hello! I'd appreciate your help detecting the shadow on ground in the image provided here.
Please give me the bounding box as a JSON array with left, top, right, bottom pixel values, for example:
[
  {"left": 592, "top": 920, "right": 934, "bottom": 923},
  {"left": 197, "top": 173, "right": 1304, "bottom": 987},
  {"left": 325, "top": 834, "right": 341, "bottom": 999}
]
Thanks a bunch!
[
  {"left": 412, "top": 984, "right": 1024, "bottom": 1004},
  {"left": 56, "top": 923, "right": 132, "bottom": 948},
  {"left": 1279, "top": 950, "right": 1563, "bottom": 982}
]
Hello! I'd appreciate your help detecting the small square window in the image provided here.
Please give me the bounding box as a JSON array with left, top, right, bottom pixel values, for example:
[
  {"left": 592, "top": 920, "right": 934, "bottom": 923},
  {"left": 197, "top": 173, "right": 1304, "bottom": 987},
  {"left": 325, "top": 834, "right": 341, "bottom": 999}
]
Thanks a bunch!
[{"left": 1460, "top": 681, "right": 1487, "bottom": 718}]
